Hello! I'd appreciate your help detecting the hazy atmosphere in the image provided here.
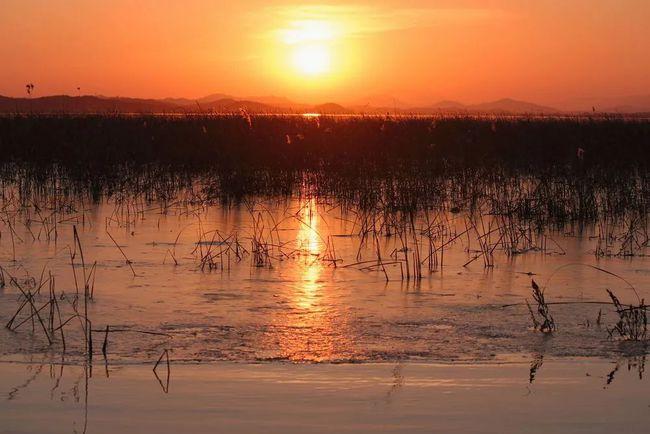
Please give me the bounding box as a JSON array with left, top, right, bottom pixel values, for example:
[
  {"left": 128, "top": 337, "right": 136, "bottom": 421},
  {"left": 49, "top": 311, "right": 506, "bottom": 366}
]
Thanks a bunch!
[
  {"left": 1, "top": 0, "right": 649, "bottom": 108},
  {"left": 1, "top": 2, "right": 650, "bottom": 434}
]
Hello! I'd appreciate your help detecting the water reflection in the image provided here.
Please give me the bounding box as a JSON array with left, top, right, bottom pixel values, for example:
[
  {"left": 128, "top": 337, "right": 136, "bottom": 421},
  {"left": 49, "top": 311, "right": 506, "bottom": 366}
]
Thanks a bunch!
[
  {"left": 3, "top": 355, "right": 649, "bottom": 434},
  {"left": 259, "top": 198, "right": 354, "bottom": 362},
  {"left": 2, "top": 188, "right": 649, "bottom": 365},
  {"left": 297, "top": 262, "right": 322, "bottom": 310},
  {"left": 295, "top": 198, "right": 323, "bottom": 310}
]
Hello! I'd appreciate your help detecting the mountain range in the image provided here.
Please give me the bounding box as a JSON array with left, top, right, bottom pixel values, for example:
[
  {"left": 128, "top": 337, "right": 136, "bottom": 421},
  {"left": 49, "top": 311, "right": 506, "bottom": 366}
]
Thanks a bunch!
[{"left": 0, "top": 93, "right": 648, "bottom": 115}]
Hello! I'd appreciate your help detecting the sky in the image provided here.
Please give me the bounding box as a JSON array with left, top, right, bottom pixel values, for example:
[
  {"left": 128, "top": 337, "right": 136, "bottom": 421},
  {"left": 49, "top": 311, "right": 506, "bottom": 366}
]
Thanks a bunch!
[{"left": 1, "top": 0, "right": 649, "bottom": 108}]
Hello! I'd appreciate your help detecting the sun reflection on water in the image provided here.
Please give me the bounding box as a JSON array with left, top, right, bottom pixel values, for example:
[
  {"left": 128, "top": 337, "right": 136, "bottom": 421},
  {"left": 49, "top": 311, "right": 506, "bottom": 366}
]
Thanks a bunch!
[
  {"left": 254, "top": 197, "right": 354, "bottom": 362},
  {"left": 295, "top": 198, "right": 323, "bottom": 310}
]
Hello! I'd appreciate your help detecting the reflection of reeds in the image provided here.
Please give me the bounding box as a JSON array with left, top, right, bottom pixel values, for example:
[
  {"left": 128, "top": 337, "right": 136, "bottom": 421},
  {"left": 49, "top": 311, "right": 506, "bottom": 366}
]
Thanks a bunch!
[
  {"left": 250, "top": 212, "right": 273, "bottom": 268},
  {"left": 0, "top": 114, "right": 648, "bottom": 365},
  {"left": 194, "top": 228, "right": 247, "bottom": 271},
  {"left": 3, "top": 231, "right": 94, "bottom": 356},
  {"left": 106, "top": 230, "right": 137, "bottom": 277},
  {"left": 528, "top": 279, "right": 556, "bottom": 333},
  {"left": 4, "top": 266, "right": 53, "bottom": 344},
  {"left": 606, "top": 289, "right": 647, "bottom": 341},
  {"left": 605, "top": 355, "right": 646, "bottom": 386},
  {"left": 528, "top": 353, "right": 544, "bottom": 384},
  {"left": 153, "top": 349, "right": 171, "bottom": 393}
]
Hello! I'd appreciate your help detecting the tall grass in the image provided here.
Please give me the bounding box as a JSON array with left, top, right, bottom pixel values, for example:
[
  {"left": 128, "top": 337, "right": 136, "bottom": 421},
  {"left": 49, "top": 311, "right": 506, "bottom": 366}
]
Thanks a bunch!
[{"left": 1, "top": 114, "right": 648, "bottom": 171}]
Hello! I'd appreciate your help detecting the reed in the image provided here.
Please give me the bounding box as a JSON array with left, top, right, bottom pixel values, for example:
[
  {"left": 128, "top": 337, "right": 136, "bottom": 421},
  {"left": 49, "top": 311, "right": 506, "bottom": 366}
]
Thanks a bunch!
[
  {"left": 606, "top": 289, "right": 647, "bottom": 341},
  {"left": 527, "top": 279, "right": 556, "bottom": 333}
]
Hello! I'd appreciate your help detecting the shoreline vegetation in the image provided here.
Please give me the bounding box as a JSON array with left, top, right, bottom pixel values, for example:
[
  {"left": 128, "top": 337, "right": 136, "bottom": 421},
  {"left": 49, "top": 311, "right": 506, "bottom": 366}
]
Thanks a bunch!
[
  {"left": 1, "top": 114, "right": 648, "bottom": 169},
  {"left": 0, "top": 114, "right": 647, "bottom": 366},
  {"left": 0, "top": 114, "right": 647, "bottom": 220}
]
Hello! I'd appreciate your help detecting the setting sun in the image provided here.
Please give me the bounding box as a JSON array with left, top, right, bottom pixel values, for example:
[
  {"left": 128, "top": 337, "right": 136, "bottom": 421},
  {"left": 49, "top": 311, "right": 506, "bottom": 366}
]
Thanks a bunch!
[
  {"left": 278, "top": 19, "right": 340, "bottom": 79},
  {"left": 292, "top": 44, "right": 331, "bottom": 76},
  {"left": 2, "top": 2, "right": 650, "bottom": 433}
]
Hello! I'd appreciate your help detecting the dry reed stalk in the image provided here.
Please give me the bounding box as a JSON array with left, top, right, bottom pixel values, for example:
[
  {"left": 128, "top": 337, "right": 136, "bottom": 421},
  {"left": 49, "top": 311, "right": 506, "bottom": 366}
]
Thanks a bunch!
[
  {"left": 106, "top": 230, "right": 137, "bottom": 277},
  {"left": 527, "top": 279, "right": 556, "bottom": 333},
  {"left": 606, "top": 289, "right": 647, "bottom": 341}
]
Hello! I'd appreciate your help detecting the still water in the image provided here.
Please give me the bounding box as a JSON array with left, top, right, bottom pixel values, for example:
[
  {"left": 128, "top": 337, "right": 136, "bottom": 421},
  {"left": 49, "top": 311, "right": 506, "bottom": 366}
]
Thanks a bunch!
[
  {"left": 0, "top": 195, "right": 647, "bottom": 363},
  {"left": 0, "top": 193, "right": 648, "bottom": 432}
]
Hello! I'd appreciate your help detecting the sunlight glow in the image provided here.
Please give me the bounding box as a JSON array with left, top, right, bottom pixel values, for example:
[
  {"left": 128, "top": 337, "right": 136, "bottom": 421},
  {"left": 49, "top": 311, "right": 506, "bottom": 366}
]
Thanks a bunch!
[
  {"left": 295, "top": 198, "right": 322, "bottom": 309},
  {"left": 264, "top": 9, "right": 362, "bottom": 94},
  {"left": 278, "top": 19, "right": 339, "bottom": 78},
  {"left": 280, "top": 20, "right": 336, "bottom": 45},
  {"left": 292, "top": 44, "right": 331, "bottom": 76}
]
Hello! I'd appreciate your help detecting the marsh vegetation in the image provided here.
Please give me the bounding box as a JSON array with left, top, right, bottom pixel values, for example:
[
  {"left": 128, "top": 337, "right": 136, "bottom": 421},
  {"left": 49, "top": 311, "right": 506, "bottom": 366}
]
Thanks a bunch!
[{"left": 0, "top": 114, "right": 649, "bottom": 433}]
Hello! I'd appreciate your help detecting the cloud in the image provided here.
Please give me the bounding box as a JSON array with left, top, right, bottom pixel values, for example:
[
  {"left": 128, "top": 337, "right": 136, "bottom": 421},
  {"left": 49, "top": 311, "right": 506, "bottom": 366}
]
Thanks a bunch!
[{"left": 264, "top": 4, "right": 509, "bottom": 39}]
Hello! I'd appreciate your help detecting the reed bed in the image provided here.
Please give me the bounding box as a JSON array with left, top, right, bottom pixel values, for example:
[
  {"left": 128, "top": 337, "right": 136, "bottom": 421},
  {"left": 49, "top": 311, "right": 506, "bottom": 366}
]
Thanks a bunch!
[
  {"left": 0, "top": 113, "right": 649, "bottom": 366},
  {"left": 1, "top": 114, "right": 649, "bottom": 170}
]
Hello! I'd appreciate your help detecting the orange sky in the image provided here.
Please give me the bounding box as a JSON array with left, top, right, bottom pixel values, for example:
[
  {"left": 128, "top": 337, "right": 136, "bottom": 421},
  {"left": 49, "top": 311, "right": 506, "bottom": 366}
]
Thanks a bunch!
[{"left": 1, "top": 0, "right": 648, "bottom": 108}]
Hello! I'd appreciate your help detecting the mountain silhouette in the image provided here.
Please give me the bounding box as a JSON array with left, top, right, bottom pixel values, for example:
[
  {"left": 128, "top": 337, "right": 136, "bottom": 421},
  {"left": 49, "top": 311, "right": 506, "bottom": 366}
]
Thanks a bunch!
[{"left": 1, "top": 93, "right": 646, "bottom": 115}]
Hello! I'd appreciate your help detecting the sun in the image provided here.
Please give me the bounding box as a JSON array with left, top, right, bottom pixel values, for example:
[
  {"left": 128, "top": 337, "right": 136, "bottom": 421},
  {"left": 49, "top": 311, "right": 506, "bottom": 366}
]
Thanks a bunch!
[
  {"left": 292, "top": 44, "right": 331, "bottom": 76},
  {"left": 269, "top": 15, "right": 359, "bottom": 86},
  {"left": 279, "top": 20, "right": 337, "bottom": 78}
]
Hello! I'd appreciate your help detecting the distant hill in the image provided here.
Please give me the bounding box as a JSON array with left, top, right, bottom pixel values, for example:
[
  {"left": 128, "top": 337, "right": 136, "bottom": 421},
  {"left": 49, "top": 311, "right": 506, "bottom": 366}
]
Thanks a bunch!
[
  {"left": 244, "top": 95, "right": 304, "bottom": 108},
  {"left": 468, "top": 98, "right": 559, "bottom": 114},
  {"left": 352, "top": 94, "right": 411, "bottom": 110},
  {"left": 0, "top": 93, "right": 618, "bottom": 115},
  {"left": 0, "top": 95, "right": 177, "bottom": 113},
  {"left": 0, "top": 94, "right": 348, "bottom": 114},
  {"left": 428, "top": 100, "right": 466, "bottom": 110},
  {"left": 406, "top": 98, "right": 559, "bottom": 115},
  {"left": 161, "top": 93, "right": 235, "bottom": 108},
  {"left": 410, "top": 100, "right": 467, "bottom": 114},
  {"left": 199, "top": 98, "right": 279, "bottom": 113},
  {"left": 197, "top": 93, "right": 235, "bottom": 104},
  {"left": 603, "top": 95, "right": 650, "bottom": 113},
  {"left": 312, "top": 102, "right": 348, "bottom": 114},
  {"left": 555, "top": 94, "right": 650, "bottom": 113},
  {"left": 162, "top": 97, "right": 196, "bottom": 106},
  {"left": 0, "top": 95, "right": 284, "bottom": 114}
]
